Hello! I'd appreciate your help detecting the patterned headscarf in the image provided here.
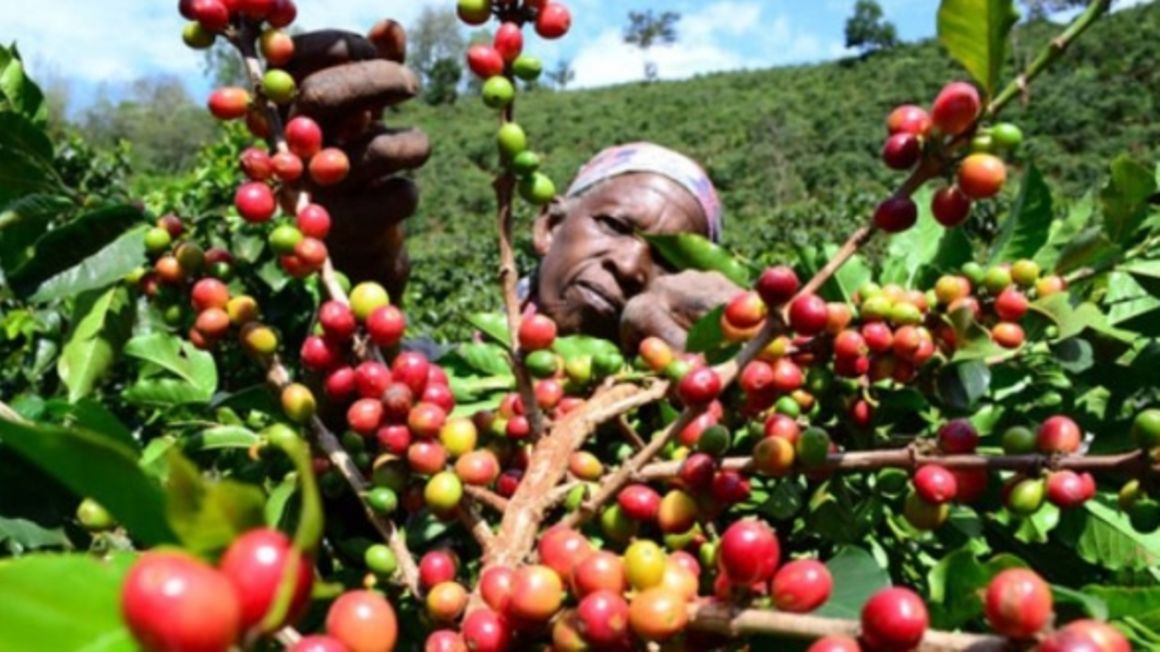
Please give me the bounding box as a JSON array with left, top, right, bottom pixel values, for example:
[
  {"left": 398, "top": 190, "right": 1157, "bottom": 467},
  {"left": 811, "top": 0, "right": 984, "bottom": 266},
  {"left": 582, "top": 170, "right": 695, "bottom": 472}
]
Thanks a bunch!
[{"left": 565, "top": 142, "right": 723, "bottom": 242}]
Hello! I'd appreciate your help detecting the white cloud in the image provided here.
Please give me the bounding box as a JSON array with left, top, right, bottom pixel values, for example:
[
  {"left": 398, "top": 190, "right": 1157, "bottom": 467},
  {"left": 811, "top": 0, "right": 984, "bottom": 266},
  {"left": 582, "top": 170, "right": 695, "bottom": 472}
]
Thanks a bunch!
[{"left": 570, "top": 3, "right": 844, "bottom": 88}]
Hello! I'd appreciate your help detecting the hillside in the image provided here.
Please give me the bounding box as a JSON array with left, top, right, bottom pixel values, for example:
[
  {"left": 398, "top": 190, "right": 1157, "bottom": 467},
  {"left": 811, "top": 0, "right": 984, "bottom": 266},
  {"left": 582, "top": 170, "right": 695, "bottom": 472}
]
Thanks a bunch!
[{"left": 397, "top": 5, "right": 1160, "bottom": 339}]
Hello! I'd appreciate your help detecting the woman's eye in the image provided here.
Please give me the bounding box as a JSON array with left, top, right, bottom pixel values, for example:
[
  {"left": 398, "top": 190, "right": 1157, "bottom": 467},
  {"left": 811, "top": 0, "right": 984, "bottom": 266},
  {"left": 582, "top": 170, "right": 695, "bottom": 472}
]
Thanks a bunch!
[{"left": 596, "top": 214, "right": 634, "bottom": 235}]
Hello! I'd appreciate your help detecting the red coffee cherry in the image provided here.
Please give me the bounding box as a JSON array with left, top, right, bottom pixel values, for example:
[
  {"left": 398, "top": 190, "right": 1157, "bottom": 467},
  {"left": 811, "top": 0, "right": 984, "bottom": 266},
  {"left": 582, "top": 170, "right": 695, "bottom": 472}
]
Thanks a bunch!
[
  {"left": 756, "top": 265, "right": 800, "bottom": 307},
  {"left": 995, "top": 288, "right": 1029, "bottom": 321},
  {"left": 419, "top": 550, "right": 458, "bottom": 590},
  {"left": 297, "top": 203, "right": 331, "bottom": 238},
  {"left": 874, "top": 195, "right": 919, "bottom": 233},
  {"left": 272, "top": 151, "right": 304, "bottom": 182},
  {"left": 346, "top": 398, "right": 384, "bottom": 435},
  {"left": 1038, "top": 415, "right": 1082, "bottom": 454},
  {"left": 325, "top": 590, "right": 398, "bottom": 652},
  {"left": 882, "top": 133, "right": 921, "bottom": 170},
  {"left": 355, "top": 361, "right": 392, "bottom": 399},
  {"left": 219, "top": 528, "right": 314, "bottom": 630},
  {"left": 932, "top": 186, "right": 972, "bottom": 227},
  {"left": 285, "top": 116, "right": 323, "bottom": 159},
  {"left": 518, "top": 314, "right": 557, "bottom": 351},
  {"left": 984, "top": 568, "right": 1053, "bottom": 639},
  {"left": 886, "top": 104, "right": 931, "bottom": 136},
  {"left": 493, "top": 22, "right": 523, "bottom": 62},
  {"left": 121, "top": 550, "right": 242, "bottom": 652},
  {"left": 789, "top": 294, "right": 829, "bottom": 336},
  {"left": 467, "top": 45, "right": 505, "bottom": 78},
  {"left": 718, "top": 519, "right": 780, "bottom": 585},
  {"left": 770, "top": 559, "right": 833, "bottom": 613},
  {"left": 537, "top": 526, "right": 593, "bottom": 581},
  {"left": 808, "top": 635, "right": 862, "bottom": 652},
  {"left": 618, "top": 484, "right": 662, "bottom": 522},
  {"left": 480, "top": 566, "right": 516, "bottom": 613},
  {"left": 235, "top": 182, "right": 277, "bottom": 223},
  {"left": 1047, "top": 470, "right": 1093, "bottom": 509},
  {"left": 535, "top": 2, "right": 572, "bottom": 39},
  {"left": 931, "top": 81, "right": 981, "bottom": 136},
  {"left": 992, "top": 322, "right": 1025, "bottom": 349},
  {"left": 938, "top": 419, "right": 979, "bottom": 454},
  {"left": 577, "top": 590, "right": 631, "bottom": 645},
  {"left": 628, "top": 588, "right": 688, "bottom": 642},
  {"left": 508, "top": 564, "right": 564, "bottom": 622},
  {"left": 208, "top": 87, "right": 250, "bottom": 119},
  {"left": 678, "top": 366, "right": 722, "bottom": 407},
  {"left": 460, "top": 609, "right": 512, "bottom": 652},
  {"left": 860, "top": 587, "right": 928, "bottom": 651},
  {"left": 309, "top": 148, "right": 350, "bottom": 186},
  {"left": 571, "top": 550, "right": 628, "bottom": 597},
  {"left": 191, "top": 278, "right": 229, "bottom": 312},
  {"left": 913, "top": 465, "right": 958, "bottom": 504},
  {"left": 240, "top": 147, "right": 273, "bottom": 180},
  {"left": 319, "top": 300, "right": 357, "bottom": 342},
  {"left": 289, "top": 635, "right": 348, "bottom": 652}
]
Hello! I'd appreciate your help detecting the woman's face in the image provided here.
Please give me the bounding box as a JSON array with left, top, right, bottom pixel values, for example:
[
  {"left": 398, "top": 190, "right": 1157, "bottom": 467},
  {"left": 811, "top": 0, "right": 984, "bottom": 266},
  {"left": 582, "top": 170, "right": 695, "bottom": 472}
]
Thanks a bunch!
[{"left": 533, "top": 172, "right": 709, "bottom": 340}]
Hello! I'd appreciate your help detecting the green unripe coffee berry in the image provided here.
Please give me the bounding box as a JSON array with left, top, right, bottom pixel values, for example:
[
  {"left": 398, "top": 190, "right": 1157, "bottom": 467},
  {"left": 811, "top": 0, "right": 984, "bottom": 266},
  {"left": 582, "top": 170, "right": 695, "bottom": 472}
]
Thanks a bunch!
[
  {"left": 482, "top": 76, "right": 516, "bottom": 109},
  {"left": 600, "top": 504, "right": 639, "bottom": 544},
  {"left": 512, "top": 151, "right": 541, "bottom": 177},
  {"left": 961, "top": 262, "right": 986, "bottom": 286},
  {"left": 263, "top": 69, "right": 297, "bottom": 104},
  {"left": 970, "top": 134, "right": 995, "bottom": 154},
  {"left": 796, "top": 427, "right": 831, "bottom": 469},
  {"left": 365, "top": 543, "right": 398, "bottom": 575},
  {"left": 76, "top": 498, "right": 115, "bottom": 532},
  {"left": 904, "top": 491, "right": 948, "bottom": 530},
  {"left": 496, "top": 123, "right": 527, "bottom": 160},
  {"left": 983, "top": 267, "right": 1012, "bottom": 293},
  {"left": 367, "top": 487, "right": 399, "bottom": 514},
  {"left": 1129, "top": 498, "right": 1160, "bottom": 534},
  {"left": 519, "top": 173, "right": 557, "bottom": 206},
  {"left": 1001, "top": 425, "right": 1037, "bottom": 454},
  {"left": 593, "top": 351, "right": 626, "bottom": 378},
  {"left": 696, "top": 425, "right": 732, "bottom": 457},
  {"left": 512, "top": 55, "right": 543, "bottom": 81},
  {"left": 1006, "top": 477, "right": 1046, "bottom": 516},
  {"left": 565, "top": 354, "right": 594, "bottom": 386},
  {"left": 182, "top": 22, "right": 216, "bottom": 49},
  {"left": 144, "top": 227, "right": 172, "bottom": 254},
  {"left": 775, "top": 395, "right": 802, "bottom": 418},
  {"left": 991, "top": 123, "right": 1024, "bottom": 150},
  {"left": 1131, "top": 409, "right": 1160, "bottom": 451},
  {"left": 425, "top": 472, "right": 464, "bottom": 512},
  {"left": 269, "top": 224, "right": 303, "bottom": 256},
  {"left": 525, "top": 350, "right": 560, "bottom": 378}
]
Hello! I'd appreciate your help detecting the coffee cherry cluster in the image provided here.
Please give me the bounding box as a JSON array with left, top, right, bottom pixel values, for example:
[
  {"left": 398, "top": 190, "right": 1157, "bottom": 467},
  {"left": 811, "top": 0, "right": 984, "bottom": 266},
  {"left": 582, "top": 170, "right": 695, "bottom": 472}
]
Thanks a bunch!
[
  {"left": 875, "top": 81, "right": 1024, "bottom": 233},
  {"left": 460, "top": 0, "right": 568, "bottom": 207}
]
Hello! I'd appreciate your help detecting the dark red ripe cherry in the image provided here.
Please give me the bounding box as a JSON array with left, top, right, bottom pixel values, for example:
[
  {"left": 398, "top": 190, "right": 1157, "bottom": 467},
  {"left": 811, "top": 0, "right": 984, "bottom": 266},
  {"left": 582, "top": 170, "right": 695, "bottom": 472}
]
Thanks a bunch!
[
  {"left": 913, "top": 465, "right": 958, "bottom": 504},
  {"left": 219, "top": 528, "right": 313, "bottom": 630},
  {"left": 466, "top": 45, "right": 505, "bottom": 78},
  {"left": 346, "top": 398, "right": 383, "bottom": 435},
  {"left": 240, "top": 147, "right": 273, "bottom": 181},
  {"left": 535, "top": 3, "right": 572, "bottom": 39},
  {"left": 493, "top": 22, "right": 523, "bottom": 62},
  {"left": 235, "top": 182, "right": 277, "bottom": 223},
  {"left": 319, "top": 301, "right": 357, "bottom": 341},
  {"left": 461, "top": 609, "right": 512, "bottom": 652},
  {"left": 285, "top": 116, "right": 323, "bottom": 159},
  {"left": 381, "top": 382, "right": 414, "bottom": 421},
  {"left": 740, "top": 360, "right": 776, "bottom": 397},
  {"left": 419, "top": 550, "right": 458, "bottom": 590},
  {"left": 712, "top": 469, "right": 751, "bottom": 504},
  {"left": 718, "top": 519, "right": 780, "bottom": 585},
  {"left": 480, "top": 566, "right": 516, "bottom": 613},
  {"left": 367, "top": 306, "right": 406, "bottom": 348},
  {"left": 121, "top": 551, "right": 242, "bottom": 652},
  {"left": 297, "top": 203, "right": 331, "bottom": 239},
  {"left": 882, "top": 133, "right": 921, "bottom": 170},
  {"left": 301, "top": 335, "right": 341, "bottom": 372},
  {"left": 874, "top": 196, "right": 918, "bottom": 233},
  {"left": 931, "top": 81, "right": 981, "bottom": 136},
  {"left": 518, "top": 314, "right": 557, "bottom": 351},
  {"left": 677, "top": 452, "right": 716, "bottom": 491},
  {"left": 324, "top": 366, "right": 356, "bottom": 401},
  {"left": 1047, "top": 470, "right": 1092, "bottom": 509},
  {"left": 376, "top": 424, "right": 411, "bottom": 455},
  {"left": 355, "top": 361, "right": 392, "bottom": 399},
  {"left": 932, "top": 186, "right": 972, "bottom": 227},
  {"left": 861, "top": 322, "right": 894, "bottom": 353},
  {"left": 771, "top": 559, "right": 832, "bottom": 613},
  {"left": 1038, "top": 416, "right": 1082, "bottom": 454},
  {"left": 577, "top": 590, "right": 631, "bottom": 645},
  {"left": 984, "top": 568, "right": 1053, "bottom": 639},
  {"left": 422, "top": 382, "right": 455, "bottom": 414},
  {"left": 618, "top": 484, "right": 662, "bottom": 522},
  {"left": 756, "top": 265, "right": 800, "bottom": 307},
  {"left": 860, "top": 587, "right": 928, "bottom": 651},
  {"left": 938, "top": 419, "right": 979, "bottom": 454},
  {"left": 952, "top": 468, "right": 990, "bottom": 504},
  {"left": 678, "top": 366, "right": 721, "bottom": 407},
  {"left": 392, "top": 352, "right": 431, "bottom": 396},
  {"left": 789, "top": 294, "right": 829, "bottom": 336},
  {"left": 834, "top": 330, "right": 868, "bottom": 360},
  {"left": 886, "top": 105, "right": 932, "bottom": 136},
  {"left": 192, "top": 0, "right": 230, "bottom": 31}
]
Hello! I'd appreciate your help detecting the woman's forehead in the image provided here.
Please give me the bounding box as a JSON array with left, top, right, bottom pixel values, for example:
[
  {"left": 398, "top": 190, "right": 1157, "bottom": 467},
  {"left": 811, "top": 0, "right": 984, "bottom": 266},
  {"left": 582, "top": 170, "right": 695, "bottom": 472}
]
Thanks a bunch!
[{"left": 574, "top": 173, "right": 708, "bottom": 232}]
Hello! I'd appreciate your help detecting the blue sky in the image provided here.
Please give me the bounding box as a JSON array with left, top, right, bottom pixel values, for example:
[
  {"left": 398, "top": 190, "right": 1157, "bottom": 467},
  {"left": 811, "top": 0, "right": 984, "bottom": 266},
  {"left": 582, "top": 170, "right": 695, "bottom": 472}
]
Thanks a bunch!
[{"left": 0, "top": 0, "right": 1146, "bottom": 114}]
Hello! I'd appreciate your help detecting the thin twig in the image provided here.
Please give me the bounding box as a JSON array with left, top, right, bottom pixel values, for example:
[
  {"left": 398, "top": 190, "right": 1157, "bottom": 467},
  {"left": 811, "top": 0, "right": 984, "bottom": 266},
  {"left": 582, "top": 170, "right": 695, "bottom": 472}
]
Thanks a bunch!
[
  {"left": 458, "top": 500, "right": 496, "bottom": 554},
  {"left": 616, "top": 415, "right": 647, "bottom": 450},
  {"left": 463, "top": 485, "right": 510, "bottom": 513}
]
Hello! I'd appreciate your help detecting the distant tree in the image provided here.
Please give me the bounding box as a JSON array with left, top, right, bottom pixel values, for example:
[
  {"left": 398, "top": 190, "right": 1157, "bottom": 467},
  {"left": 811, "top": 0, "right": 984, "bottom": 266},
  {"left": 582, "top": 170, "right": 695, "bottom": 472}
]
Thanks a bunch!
[
  {"left": 1019, "top": 0, "right": 1093, "bottom": 20},
  {"left": 623, "top": 10, "right": 681, "bottom": 82},
  {"left": 547, "top": 59, "right": 576, "bottom": 91},
  {"left": 424, "top": 58, "right": 462, "bottom": 106},
  {"left": 845, "top": 0, "right": 899, "bottom": 53},
  {"left": 410, "top": 7, "right": 466, "bottom": 104},
  {"left": 79, "top": 76, "right": 215, "bottom": 175}
]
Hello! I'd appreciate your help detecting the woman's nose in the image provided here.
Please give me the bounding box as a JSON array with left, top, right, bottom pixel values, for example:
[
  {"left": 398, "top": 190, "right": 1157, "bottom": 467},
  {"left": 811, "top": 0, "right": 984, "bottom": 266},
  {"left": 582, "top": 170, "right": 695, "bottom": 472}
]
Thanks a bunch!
[{"left": 603, "top": 236, "right": 651, "bottom": 296}]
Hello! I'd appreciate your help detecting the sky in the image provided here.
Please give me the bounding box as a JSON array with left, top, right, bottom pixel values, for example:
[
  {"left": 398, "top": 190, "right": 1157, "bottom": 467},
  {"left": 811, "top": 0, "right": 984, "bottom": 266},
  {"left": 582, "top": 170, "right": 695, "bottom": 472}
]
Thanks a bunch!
[{"left": 0, "top": 0, "right": 1149, "bottom": 115}]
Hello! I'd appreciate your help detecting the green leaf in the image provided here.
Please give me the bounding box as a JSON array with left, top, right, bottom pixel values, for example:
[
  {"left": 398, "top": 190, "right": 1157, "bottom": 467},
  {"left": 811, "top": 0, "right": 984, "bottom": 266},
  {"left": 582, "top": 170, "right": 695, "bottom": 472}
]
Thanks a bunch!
[
  {"left": 685, "top": 306, "right": 726, "bottom": 354},
  {"left": 823, "top": 248, "right": 873, "bottom": 304},
  {"left": 467, "top": 312, "right": 512, "bottom": 348},
  {"left": 0, "top": 45, "right": 48, "bottom": 124},
  {"left": 0, "top": 112, "right": 58, "bottom": 208},
  {"left": 165, "top": 451, "right": 265, "bottom": 555},
  {"left": 30, "top": 225, "right": 147, "bottom": 302},
  {"left": 928, "top": 548, "right": 1026, "bottom": 629},
  {"left": 8, "top": 205, "right": 141, "bottom": 299},
  {"left": 814, "top": 546, "right": 890, "bottom": 619},
  {"left": 936, "top": 360, "right": 992, "bottom": 412},
  {"left": 455, "top": 342, "right": 513, "bottom": 377},
  {"left": 0, "top": 516, "right": 70, "bottom": 553},
  {"left": 42, "top": 398, "right": 137, "bottom": 452},
  {"left": 1037, "top": 193, "right": 1094, "bottom": 271},
  {"left": 643, "top": 232, "right": 750, "bottom": 286},
  {"left": 1102, "top": 155, "right": 1157, "bottom": 245},
  {"left": 1052, "top": 584, "right": 1109, "bottom": 621},
  {"left": 1055, "top": 226, "right": 1121, "bottom": 276},
  {"left": 1084, "top": 585, "right": 1160, "bottom": 621},
  {"left": 122, "top": 334, "right": 218, "bottom": 407},
  {"left": 186, "top": 426, "right": 259, "bottom": 451},
  {"left": 0, "top": 193, "right": 74, "bottom": 273},
  {"left": 949, "top": 306, "right": 1007, "bottom": 361},
  {"left": 0, "top": 418, "right": 175, "bottom": 545},
  {"left": 1122, "top": 259, "right": 1160, "bottom": 298},
  {"left": 990, "top": 164, "right": 1053, "bottom": 264},
  {"left": 0, "top": 553, "right": 135, "bottom": 652},
  {"left": 58, "top": 286, "right": 134, "bottom": 403},
  {"left": 1057, "top": 499, "right": 1160, "bottom": 571},
  {"left": 937, "top": 0, "right": 1019, "bottom": 97},
  {"left": 881, "top": 187, "right": 946, "bottom": 286}
]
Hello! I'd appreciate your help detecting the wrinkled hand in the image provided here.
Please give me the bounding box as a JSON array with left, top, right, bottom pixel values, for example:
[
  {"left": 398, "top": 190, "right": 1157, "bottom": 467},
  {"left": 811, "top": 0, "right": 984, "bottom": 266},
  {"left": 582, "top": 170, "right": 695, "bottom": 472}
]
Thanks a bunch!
[
  {"left": 286, "top": 20, "right": 430, "bottom": 302},
  {"left": 619, "top": 270, "right": 741, "bottom": 352}
]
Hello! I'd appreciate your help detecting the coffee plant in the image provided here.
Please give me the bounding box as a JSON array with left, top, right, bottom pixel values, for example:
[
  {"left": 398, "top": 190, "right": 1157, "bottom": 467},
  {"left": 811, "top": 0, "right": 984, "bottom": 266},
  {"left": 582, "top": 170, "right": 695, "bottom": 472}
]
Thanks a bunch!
[{"left": 1, "top": 0, "right": 1159, "bottom": 650}]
